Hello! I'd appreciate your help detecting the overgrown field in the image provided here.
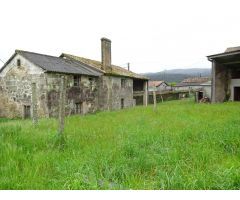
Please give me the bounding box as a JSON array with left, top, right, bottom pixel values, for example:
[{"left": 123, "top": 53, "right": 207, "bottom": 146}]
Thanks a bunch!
[{"left": 0, "top": 100, "right": 240, "bottom": 189}]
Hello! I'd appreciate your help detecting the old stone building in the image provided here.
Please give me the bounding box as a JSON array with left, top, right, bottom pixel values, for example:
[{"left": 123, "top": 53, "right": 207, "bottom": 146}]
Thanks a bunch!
[
  {"left": 148, "top": 81, "right": 172, "bottom": 92},
  {"left": 0, "top": 38, "right": 148, "bottom": 118},
  {"left": 207, "top": 46, "right": 240, "bottom": 102}
]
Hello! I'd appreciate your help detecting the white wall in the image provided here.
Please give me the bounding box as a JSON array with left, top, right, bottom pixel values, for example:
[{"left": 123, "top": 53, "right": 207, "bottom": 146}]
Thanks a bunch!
[
  {"left": 0, "top": 54, "right": 44, "bottom": 77},
  {"left": 202, "top": 85, "right": 211, "bottom": 99},
  {"left": 230, "top": 79, "right": 240, "bottom": 101}
]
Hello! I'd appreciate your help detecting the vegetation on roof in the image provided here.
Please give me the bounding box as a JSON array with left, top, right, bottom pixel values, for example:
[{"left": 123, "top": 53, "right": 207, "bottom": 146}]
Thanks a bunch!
[{"left": 62, "top": 53, "right": 148, "bottom": 80}]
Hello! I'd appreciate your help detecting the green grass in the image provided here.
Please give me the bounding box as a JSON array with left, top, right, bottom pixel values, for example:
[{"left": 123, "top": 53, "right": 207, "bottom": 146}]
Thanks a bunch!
[{"left": 0, "top": 99, "right": 240, "bottom": 189}]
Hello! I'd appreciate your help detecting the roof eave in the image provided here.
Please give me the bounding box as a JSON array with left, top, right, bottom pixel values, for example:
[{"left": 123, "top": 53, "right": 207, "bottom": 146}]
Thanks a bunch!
[{"left": 207, "top": 50, "right": 240, "bottom": 61}]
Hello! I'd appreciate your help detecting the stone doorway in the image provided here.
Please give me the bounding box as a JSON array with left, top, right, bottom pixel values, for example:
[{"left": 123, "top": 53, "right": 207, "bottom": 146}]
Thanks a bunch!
[{"left": 24, "top": 105, "right": 31, "bottom": 119}]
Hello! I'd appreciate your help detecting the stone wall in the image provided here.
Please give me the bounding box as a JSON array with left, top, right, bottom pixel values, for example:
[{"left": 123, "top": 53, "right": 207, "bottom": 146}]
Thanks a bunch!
[
  {"left": 45, "top": 73, "right": 98, "bottom": 117},
  {"left": 0, "top": 54, "right": 46, "bottom": 118},
  {"left": 148, "top": 91, "right": 188, "bottom": 104},
  {"left": 98, "top": 75, "right": 133, "bottom": 110},
  {"left": 0, "top": 54, "right": 99, "bottom": 118},
  {"left": 0, "top": 53, "right": 141, "bottom": 119}
]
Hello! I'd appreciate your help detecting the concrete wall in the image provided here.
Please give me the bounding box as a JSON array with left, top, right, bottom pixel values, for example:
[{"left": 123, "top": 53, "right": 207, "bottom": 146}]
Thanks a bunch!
[
  {"left": 212, "top": 62, "right": 230, "bottom": 102},
  {"left": 203, "top": 85, "right": 211, "bottom": 99}
]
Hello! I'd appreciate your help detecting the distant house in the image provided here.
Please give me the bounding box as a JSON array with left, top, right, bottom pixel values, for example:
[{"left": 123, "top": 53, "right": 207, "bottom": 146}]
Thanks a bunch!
[
  {"left": 207, "top": 46, "right": 240, "bottom": 102},
  {"left": 0, "top": 38, "right": 148, "bottom": 118},
  {"left": 173, "top": 77, "right": 211, "bottom": 98},
  {"left": 148, "top": 81, "right": 171, "bottom": 92}
]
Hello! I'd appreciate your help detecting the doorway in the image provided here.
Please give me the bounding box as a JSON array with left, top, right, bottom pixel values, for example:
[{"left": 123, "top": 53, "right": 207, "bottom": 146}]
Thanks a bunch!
[
  {"left": 234, "top": 87, "right": 240, "bottom": 101},
  {"left": 75, "top": 102, "right": 83, "bottom": 114},
  {"left": 24, "top": 105, "right": 31, "bottom": 119},
  {"left": 198, "top": 91, "right": 203, "bottom": 101},
  {"left": 121, "top": 98, "right": 124, "bottom": 109}
]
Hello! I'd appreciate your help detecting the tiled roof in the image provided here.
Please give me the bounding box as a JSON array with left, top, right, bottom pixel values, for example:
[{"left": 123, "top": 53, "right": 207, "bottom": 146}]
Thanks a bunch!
[
  {"left": 61, "top": 53, "right": 148, "bottom": 80},
  {"left": 181, "top": 77, "right": 210, "bottom": 84},
  {"left": 0, "top": 50, "right": 103, "bottom": 76},
  {"left": 175, "top": 77, "right": 211, "bottom": 87},
  {"left": 148, "top": 81, "right": 165, "bottom": 87},
  {"left": 225, "top": 46, "right": 240, "bottom": 53}
]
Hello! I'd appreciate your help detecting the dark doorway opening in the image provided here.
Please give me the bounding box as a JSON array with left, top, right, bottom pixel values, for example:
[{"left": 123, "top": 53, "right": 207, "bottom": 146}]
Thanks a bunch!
[
  {"left": 121, "top": 98, "right": 124, "bottom": 109},
  {"left": 24, "top": 105, "right": 31, "bottom": 119},
  {"left": 234, "top": 87, "right": 240, "bottom": 101},
  {"left": 133, "top": 96, "right": 143, "bottom": 105},
  {"left": 75, "top": 102, "right": 82, "bottom": 114},
  {"left": 198, "top": 91, "right": 203, "bottom": 101}
]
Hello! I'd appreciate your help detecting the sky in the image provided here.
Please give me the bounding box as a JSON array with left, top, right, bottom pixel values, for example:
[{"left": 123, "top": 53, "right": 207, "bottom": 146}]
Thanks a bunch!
[{"left": 1, "top": 0, "right": 240, "bottom": 73}]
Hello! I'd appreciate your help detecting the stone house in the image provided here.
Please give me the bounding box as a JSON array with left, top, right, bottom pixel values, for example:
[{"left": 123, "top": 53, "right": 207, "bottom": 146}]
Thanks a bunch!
[
  {"left": 207, "top": 46, "right": 240, "bottom": 102},
  {"left": 148, "top": 81, "right": 171, "bottom": 92},
  {"left": 0, "top": 38, "right": 148, "bottom": 118}
]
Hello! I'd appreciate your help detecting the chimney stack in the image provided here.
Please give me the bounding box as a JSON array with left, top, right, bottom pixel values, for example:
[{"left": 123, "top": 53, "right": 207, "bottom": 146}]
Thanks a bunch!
[{"left": 101, "top": 37, "right": 111, "bottom": 71}]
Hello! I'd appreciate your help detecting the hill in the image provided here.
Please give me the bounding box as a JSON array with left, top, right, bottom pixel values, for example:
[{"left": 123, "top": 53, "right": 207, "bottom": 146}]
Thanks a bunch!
[
  {"left": 143, "top": 68, "right": 211, "bottom": 82},
  {"left": 0, "top": 99, "right": 239, "bottom": 189}
]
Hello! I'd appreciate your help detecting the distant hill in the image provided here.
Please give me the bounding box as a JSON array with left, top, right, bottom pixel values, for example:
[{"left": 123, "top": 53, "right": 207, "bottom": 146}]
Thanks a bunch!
[{"left": 143, "top": 68, "right": 211, "bottom": 83}]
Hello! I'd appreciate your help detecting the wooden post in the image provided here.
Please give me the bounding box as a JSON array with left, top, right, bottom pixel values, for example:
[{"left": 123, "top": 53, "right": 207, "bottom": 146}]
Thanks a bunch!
[
  {"left": 160, "top": 94, "right": 164, "bottom": 103},
  {"left": 58, "top": 76, "right": 65, "bottom": 136},
  {"left": 143, "top": 81, "right": 148, "bottom": 106},
  {"left": 31, "top": 82, "right": 38, "bottom": 125},
  {"left": 153, "top": 87, "right": 157, "bottom": 111}
]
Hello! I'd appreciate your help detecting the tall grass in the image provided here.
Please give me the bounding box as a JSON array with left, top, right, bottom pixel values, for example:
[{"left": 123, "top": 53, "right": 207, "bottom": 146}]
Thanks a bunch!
[{"left": 0, "top": 99, "right": 240, "bottom": 189}]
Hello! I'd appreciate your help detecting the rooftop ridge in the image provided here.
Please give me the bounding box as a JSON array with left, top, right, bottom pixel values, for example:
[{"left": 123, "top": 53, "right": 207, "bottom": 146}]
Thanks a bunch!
[
  {"left": 62, "top": 53, "right": 148, "bottom": 79},
  {"left": 15, "top": 49, "right": 61, "bottom": 59}
]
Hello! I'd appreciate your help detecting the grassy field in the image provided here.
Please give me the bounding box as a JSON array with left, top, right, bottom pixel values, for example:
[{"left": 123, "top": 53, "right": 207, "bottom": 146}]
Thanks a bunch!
[{"left": 0, "top": 99, "right": 240, "bottom": 189}]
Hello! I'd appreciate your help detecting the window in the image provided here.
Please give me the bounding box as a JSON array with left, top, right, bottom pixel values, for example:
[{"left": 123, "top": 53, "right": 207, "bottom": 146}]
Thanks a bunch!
[
  {"left": 121, "top": 79, "right": 126, "bottom": 88},
  {"left": 121, "top": 98, "right": 124, "bottom": 109},
  {"left": 89, "top": 77, "right": 93, "bottom": 89},
  {"left": 17, "top": 59, "right": 21, "bottom": 67},
  {"left": 75, "top": 102, "right": 82, "bottom": 114},
  {"left": 73, "top": 75, "right": 81, "bottom": 86}
]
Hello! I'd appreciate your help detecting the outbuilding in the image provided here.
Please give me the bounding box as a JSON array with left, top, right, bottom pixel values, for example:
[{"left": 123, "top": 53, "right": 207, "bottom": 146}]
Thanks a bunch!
[{"left": 207, "top": 47, "right": 240, "bottom": 102}]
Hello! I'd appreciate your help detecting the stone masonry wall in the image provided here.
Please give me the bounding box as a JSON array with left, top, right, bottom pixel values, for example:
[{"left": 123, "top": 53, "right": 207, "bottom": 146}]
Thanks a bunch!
[
  {"left": 98, "top": 75, "right": 133, "bottom": 110},
  {"left": 0, "top": 54, "right": 46, "bottom": 118},
  {"left": 46, "top": 73, "right": 98, "bottom": 117},
  {"left": 0, "top": 54, "right": 99, "bottom": 118}
]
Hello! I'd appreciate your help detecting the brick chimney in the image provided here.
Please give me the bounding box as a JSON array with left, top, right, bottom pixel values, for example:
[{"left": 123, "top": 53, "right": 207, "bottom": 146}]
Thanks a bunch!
[{"left": 101, "top": 38, "right": 112, "bottom": 71}]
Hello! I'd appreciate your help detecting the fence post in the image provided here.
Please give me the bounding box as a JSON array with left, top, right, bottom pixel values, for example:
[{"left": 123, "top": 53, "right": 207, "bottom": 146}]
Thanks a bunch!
[
  {"left": 31, "top": 82, "right": 38, "bottom": 125},
  {"left": 58, "top": 76, "right": 65, "bottom": 136},
  {"left": 153, "top": 87, "right": 157, "bottom": 111}
]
